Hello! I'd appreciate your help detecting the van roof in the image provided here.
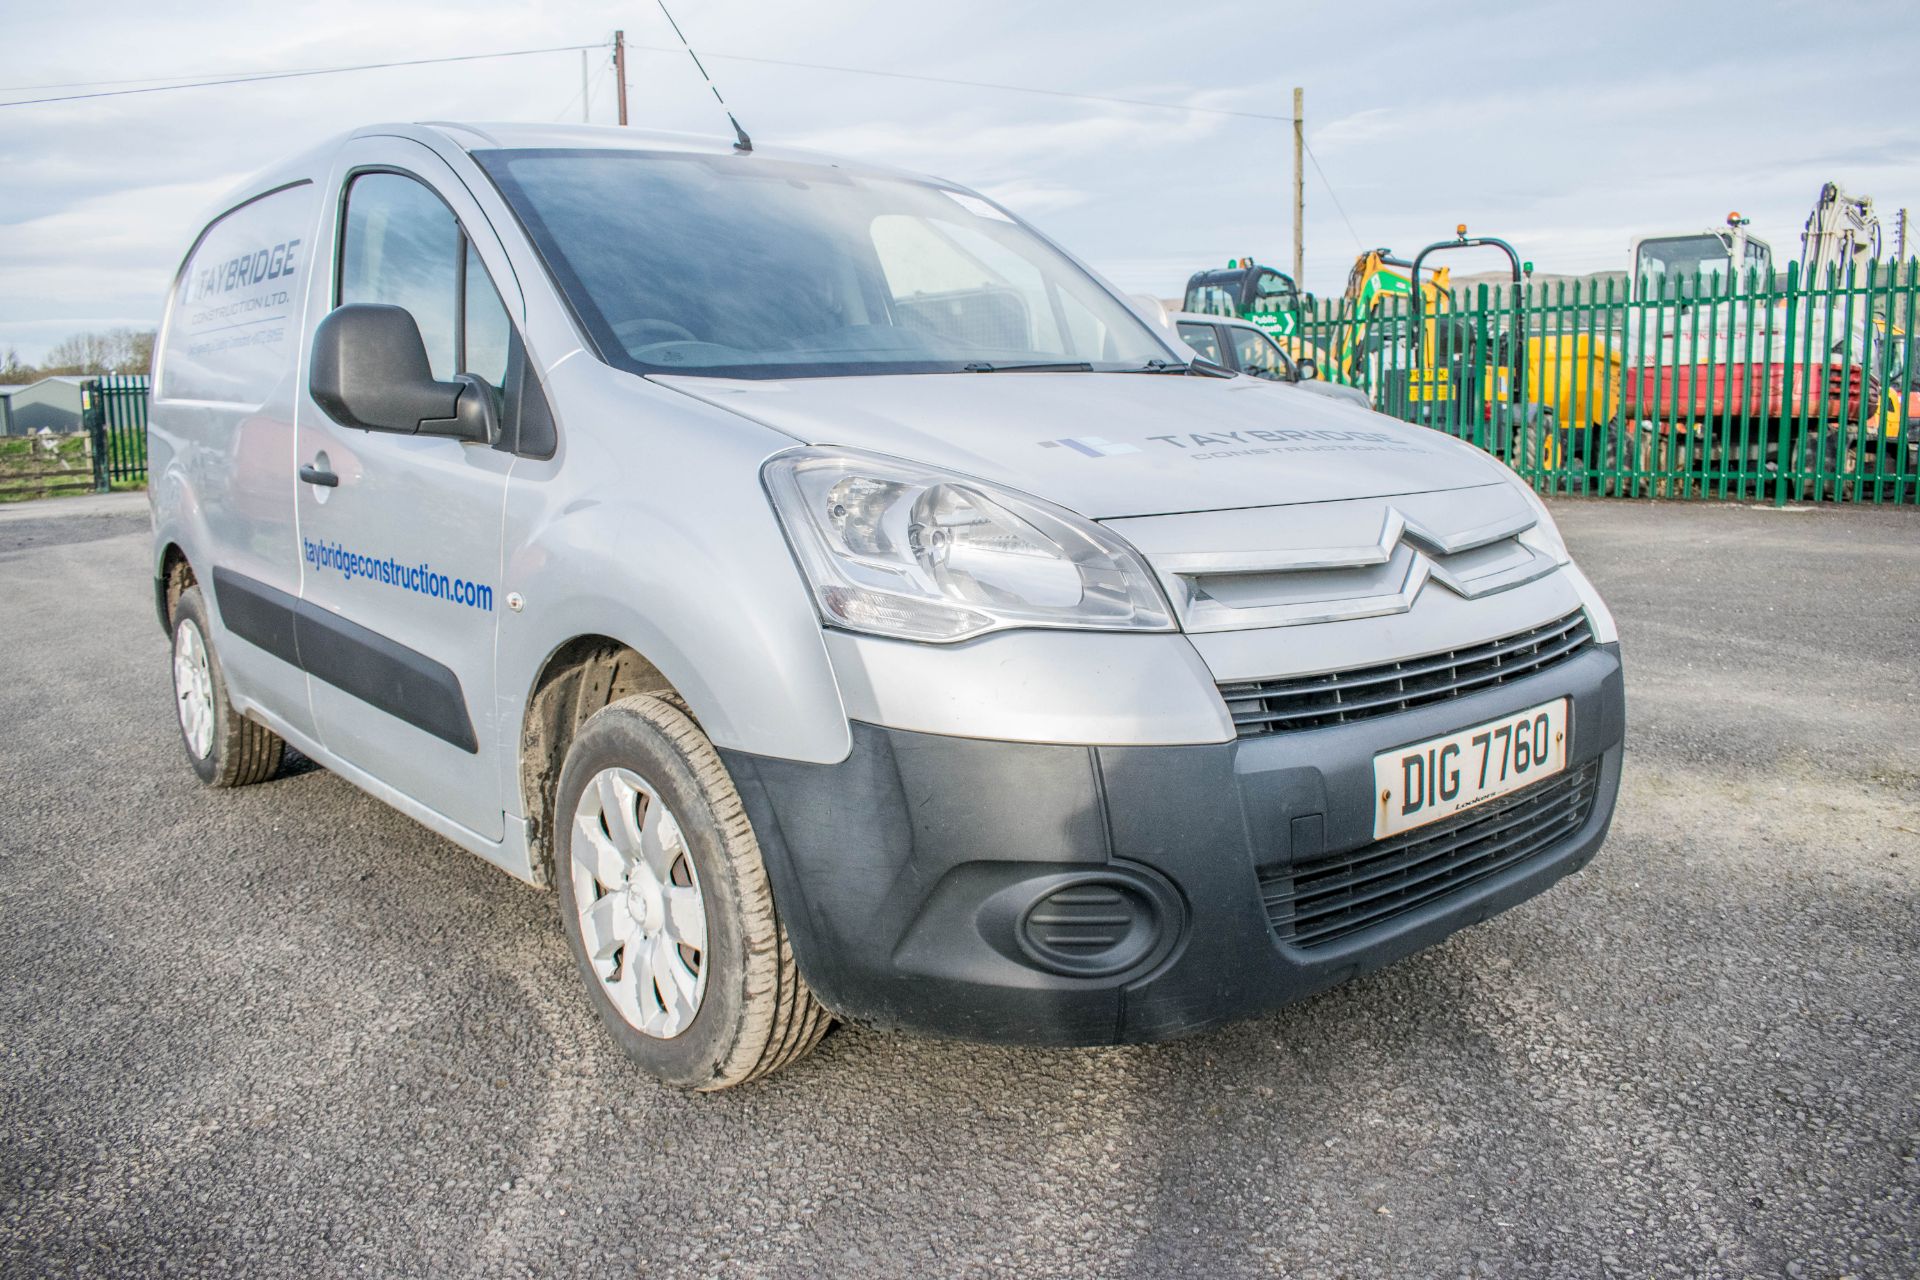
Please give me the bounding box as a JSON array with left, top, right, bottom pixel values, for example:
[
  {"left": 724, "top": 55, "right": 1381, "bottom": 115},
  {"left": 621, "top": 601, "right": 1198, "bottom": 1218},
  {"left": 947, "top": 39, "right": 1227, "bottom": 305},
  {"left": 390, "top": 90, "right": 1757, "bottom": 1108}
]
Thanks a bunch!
[
  {"left": 418, "top": 122, "right": 932, "bottom": 185},
  {"left": 415, "top": 121, "right": 796, "bottom": 157},
  {"left": 204, "top": 122, "right": 936, "bottom": 240}
]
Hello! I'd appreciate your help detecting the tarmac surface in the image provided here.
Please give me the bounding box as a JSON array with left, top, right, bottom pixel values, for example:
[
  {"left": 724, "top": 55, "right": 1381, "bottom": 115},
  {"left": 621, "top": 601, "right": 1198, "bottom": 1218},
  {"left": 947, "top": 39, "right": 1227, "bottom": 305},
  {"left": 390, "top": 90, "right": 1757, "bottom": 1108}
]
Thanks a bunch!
[{"left": 1, "top": 492, "right": 1916, "bottom": 1278}]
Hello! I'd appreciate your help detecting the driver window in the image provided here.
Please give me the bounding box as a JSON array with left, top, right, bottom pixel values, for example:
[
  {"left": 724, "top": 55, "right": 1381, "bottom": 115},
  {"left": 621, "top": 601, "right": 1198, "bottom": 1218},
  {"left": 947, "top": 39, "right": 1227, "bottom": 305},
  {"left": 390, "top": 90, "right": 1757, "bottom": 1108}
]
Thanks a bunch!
[{"left": 339, "top": 172, "right": 512, "bottom": 393}]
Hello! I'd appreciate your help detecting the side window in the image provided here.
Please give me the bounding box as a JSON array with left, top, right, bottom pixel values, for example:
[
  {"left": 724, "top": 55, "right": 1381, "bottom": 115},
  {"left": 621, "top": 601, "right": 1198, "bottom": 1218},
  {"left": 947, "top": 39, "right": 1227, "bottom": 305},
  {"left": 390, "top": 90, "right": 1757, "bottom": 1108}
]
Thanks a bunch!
[
  {"left": 341, "top": 173, "right": 460, "bottom": 378},
  {"left": 1233, "top": 328, "right": 1292, "bottom": 380},
  {"left": 1176, "top": 322, "right": 1223, "bottom": 364},
  {"left": 159, "top": 182, "right": 319, "bottom": 405},
  {"left": 339, "top": 171, "right": 512, "bottom": 394}
]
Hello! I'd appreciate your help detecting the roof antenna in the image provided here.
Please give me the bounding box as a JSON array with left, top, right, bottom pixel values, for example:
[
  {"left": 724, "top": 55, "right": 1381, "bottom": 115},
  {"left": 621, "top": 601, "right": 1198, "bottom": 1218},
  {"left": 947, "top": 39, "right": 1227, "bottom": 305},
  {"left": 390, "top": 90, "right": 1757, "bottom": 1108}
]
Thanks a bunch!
[{"left": 654, "top": 0, "right": 752, "bottom": 152}]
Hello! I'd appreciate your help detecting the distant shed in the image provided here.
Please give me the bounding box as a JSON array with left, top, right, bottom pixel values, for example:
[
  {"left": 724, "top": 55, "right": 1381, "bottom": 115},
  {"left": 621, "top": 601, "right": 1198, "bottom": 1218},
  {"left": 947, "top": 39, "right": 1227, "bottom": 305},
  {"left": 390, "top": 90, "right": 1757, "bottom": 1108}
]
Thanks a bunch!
[{"left": 0, "top": 376, "right": 89, "bottom": 435}]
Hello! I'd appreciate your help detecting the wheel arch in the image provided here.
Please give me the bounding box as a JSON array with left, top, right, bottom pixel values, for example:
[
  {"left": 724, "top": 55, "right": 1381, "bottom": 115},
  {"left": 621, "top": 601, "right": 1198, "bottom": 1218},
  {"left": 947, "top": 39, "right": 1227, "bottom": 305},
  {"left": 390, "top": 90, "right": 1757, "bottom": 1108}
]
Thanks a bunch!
[
  {"left": 156, "top": 541, "right": 196, "bottom": 634},
  {"left": 517, "top": 634, "right": 681, "bottom": 886}
]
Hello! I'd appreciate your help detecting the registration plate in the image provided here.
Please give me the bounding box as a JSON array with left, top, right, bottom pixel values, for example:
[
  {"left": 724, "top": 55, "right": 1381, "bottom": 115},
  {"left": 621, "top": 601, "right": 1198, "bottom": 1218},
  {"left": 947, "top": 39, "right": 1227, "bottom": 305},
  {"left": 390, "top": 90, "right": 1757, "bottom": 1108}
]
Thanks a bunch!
[{"left": 1372, "top": 698, "right": 1569, "bottom": 839}]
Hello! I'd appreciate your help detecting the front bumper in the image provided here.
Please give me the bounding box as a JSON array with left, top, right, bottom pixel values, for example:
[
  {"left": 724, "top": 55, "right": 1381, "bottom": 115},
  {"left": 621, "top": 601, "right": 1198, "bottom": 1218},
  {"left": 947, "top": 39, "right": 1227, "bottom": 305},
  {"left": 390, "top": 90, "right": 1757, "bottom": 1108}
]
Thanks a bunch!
[{"left": 721, "top": 641, "right": 1624, "bottom": 1047}]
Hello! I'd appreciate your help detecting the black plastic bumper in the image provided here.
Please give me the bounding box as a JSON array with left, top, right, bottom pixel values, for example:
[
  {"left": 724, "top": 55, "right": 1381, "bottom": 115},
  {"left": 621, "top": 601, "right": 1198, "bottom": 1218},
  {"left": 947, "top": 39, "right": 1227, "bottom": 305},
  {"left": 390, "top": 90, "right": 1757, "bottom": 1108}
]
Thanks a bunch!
[{"left": 720, "top": 642, "right": 1624, "bottom": 1047}]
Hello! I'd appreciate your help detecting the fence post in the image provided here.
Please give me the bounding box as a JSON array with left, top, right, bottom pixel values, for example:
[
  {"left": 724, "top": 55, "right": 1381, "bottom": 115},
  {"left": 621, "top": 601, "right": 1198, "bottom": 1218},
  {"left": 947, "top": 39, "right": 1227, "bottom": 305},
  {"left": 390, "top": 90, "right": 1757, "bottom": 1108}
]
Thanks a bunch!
[{"left": 81, "top": 378, "right": 109, "bottom": 493}]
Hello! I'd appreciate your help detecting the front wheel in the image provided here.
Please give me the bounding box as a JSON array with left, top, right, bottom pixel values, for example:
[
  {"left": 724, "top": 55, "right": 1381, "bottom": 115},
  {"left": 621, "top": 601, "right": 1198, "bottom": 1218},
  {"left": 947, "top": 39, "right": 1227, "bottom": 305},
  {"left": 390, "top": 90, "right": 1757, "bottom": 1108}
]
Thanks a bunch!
[{"left": 552, "top": 694, "right": 830, "bottom": 1090}]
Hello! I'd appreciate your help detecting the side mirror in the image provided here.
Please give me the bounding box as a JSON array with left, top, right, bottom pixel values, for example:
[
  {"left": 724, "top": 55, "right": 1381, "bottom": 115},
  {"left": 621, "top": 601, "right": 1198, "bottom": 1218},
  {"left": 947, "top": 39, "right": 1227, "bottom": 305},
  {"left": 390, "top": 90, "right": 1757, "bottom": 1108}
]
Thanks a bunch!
[
  {"left": 310, "top": 304, "right": 494, "bottom": 441},
  {"left": 1296, "top": 357, "right": 1320, "bottom": 382}
]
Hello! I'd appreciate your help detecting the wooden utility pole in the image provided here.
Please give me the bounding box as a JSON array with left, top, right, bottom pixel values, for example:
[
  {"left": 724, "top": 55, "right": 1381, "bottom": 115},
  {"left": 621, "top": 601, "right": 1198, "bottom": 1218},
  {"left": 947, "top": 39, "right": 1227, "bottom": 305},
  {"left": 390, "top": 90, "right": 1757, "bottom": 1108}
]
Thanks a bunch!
[
  {"left": 1897, "top": 207, "right": 1909, "bottom": 262},
  {"left": 1292, "top": 87, "right": 1305, "bottom": 284},
  {"left": 614, "top": 30, "right": 629, "bottom": 127}
]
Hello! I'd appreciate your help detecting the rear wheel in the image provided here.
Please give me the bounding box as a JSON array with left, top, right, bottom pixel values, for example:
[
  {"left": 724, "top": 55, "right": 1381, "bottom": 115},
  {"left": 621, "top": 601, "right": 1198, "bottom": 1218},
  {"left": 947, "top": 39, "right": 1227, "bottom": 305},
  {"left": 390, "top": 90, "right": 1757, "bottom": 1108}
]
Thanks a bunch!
[
  {"left": 170, "top": 585, "right": 284, "bottom": 787},
  {"left": 552, "top": 694, "right": 830, "bottom": 1089}
]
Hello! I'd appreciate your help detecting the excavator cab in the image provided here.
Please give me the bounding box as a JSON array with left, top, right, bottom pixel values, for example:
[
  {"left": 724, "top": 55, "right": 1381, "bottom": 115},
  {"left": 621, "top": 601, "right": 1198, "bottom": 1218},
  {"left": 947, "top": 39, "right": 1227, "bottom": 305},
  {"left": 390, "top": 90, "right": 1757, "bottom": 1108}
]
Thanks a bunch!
[{"left": 1181, "top": 260, "right": 1309, "bottom": 344}]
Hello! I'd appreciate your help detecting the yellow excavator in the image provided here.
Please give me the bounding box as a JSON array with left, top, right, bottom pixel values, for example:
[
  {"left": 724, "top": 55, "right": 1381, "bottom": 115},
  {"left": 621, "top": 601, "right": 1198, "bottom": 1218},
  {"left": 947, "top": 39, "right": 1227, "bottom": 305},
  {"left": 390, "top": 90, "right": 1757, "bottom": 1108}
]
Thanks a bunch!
[
  {"left": 1328, "top": 248, "right": 1452, "bottom": 386},
  {"left": 1330, "top": 235, "right": 1618, "bottom": 473}
]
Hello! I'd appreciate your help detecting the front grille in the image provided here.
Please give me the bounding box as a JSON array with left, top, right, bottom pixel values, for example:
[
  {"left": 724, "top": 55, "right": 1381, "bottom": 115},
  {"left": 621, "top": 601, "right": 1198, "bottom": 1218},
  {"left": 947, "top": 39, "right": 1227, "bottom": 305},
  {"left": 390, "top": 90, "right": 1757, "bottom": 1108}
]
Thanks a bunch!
[
  {"left": 1219, "top": 609, "right": 1594, "bottom": 738},
  {"left": 1261, "top": 762, "right": 1600, "bottom": 949}
]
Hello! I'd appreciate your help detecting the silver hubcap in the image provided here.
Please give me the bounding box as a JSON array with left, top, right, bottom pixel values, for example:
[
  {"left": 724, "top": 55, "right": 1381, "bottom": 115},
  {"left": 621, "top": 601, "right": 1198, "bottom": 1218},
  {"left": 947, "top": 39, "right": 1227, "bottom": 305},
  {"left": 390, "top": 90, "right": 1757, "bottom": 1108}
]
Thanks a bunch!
[
  {"left": 173, "top": 620, "right": 214, "bottom": 759},
  {"left": 570, "top": 768, "right": 709, "bottom": 1039}
]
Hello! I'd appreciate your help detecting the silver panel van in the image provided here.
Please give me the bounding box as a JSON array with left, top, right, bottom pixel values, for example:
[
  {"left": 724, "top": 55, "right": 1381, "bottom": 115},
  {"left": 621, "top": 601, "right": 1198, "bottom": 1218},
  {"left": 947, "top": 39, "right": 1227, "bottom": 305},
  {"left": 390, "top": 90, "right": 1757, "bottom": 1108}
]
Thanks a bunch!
[{"left": 151, "top": 123, "right": 1625, "bottom": 1089}]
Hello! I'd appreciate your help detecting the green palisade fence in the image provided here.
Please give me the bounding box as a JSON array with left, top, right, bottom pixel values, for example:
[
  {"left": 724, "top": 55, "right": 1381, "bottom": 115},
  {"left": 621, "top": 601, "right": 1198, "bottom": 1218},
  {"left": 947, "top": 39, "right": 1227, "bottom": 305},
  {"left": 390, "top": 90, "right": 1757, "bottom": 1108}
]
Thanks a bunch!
[
  {"left": 83, "top": 373, "right": 149, "bottom": 490},
  {"left": 1296, "top": 261, "right": 1920, "bottom": 504},
  {"left": 54, "top": 290, "right": 1920, "bottom": 505}
]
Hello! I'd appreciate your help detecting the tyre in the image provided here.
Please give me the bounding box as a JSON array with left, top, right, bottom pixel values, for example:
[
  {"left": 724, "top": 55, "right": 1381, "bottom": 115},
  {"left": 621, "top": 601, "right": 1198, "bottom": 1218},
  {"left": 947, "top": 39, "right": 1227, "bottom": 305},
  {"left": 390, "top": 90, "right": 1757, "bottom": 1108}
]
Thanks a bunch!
[
  {"left": 552, "top": 694, "right": 830, "bottom": 1090},
  {"left": 170, "top": 585, "right": 285, "bottom": 788},
  {"left": 1497, "top": 405, "right": 1556, "bottom": 478},
  {"left": 1582, "top": 420, "right": 1639, "bottom": 497},
  {"left": 1796, "top": 426, "right": 1850, "bottom": 502}
]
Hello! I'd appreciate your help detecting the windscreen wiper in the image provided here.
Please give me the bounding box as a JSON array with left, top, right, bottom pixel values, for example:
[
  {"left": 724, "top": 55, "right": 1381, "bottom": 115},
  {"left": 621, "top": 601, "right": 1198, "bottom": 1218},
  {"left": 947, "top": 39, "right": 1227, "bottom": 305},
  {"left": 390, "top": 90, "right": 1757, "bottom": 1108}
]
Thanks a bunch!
[
  {"left": 960, "top": 361, "right": 1096, "bottom": 373},
  {"left": 1122, "top": 357, "right": 1234, "bottom": 377}
]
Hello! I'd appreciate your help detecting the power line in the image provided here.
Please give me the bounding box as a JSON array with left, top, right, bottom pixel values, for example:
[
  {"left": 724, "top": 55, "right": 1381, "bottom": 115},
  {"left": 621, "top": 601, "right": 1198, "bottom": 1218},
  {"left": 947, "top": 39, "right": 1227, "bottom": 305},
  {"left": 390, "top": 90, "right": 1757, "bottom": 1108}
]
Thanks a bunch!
[
  {"left": 658, "top": 44, "right": 1365, "bottom": 273},
  {"left": 2, "top": 32, "right": 1368, "bottom": 262},
  {"left": 629, "top": 41, "right": 1363, "bottom": 251},
  {"left": 0, "top": 69, "right": 267, "bottom": 94},
  {"left": 0, "top": 43, "right": 608, "bottom": 108},
  {"left": 643, "top": 43, "right": 1364, "bottom": 255},
  {"left": 0, "top": 34, "right": 1317, "bottom": 137},
  {"left": 8, "top": 40, "right": 1297, "bottom": 124},
  {"left": 1303, "top": 138, "right": 1366, "bottom": 251},
  {"left": 555, "top": 58, "right": 611, "bottom": 122},
  {"left": 627, "top": 44, "right": 1296, "bottom": 123}
]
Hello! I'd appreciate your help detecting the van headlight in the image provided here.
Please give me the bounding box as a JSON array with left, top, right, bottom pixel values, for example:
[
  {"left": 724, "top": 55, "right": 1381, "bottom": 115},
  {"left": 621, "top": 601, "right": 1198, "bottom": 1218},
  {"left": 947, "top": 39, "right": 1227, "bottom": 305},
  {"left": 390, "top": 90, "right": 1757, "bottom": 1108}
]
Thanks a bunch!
[{"left": 763, "top": 447, "right": 1174, "bottom": 643}]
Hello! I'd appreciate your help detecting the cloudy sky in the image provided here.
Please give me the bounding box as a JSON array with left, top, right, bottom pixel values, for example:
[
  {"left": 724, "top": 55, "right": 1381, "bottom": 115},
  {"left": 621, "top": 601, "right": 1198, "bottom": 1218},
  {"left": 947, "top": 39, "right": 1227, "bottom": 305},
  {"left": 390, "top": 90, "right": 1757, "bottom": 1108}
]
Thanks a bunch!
[{"left": 3, "top": 0, "right": 1916, "bottom": 361}]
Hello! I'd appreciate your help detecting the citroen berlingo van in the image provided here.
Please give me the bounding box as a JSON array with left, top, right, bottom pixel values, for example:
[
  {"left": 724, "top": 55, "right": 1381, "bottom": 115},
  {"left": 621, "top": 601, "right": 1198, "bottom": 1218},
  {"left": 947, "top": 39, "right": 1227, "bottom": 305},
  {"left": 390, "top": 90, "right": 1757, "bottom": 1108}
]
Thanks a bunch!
[{"left": 150, "top": 122, "right": 1625, "bottom": 1090}]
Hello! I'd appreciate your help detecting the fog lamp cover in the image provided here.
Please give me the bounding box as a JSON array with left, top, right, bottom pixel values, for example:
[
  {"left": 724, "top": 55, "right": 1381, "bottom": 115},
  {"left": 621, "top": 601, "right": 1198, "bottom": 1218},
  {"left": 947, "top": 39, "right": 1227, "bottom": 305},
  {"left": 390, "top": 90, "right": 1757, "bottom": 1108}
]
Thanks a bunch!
[{"left": 1017, "top": 878, "right": 1161, "bottom": 977}]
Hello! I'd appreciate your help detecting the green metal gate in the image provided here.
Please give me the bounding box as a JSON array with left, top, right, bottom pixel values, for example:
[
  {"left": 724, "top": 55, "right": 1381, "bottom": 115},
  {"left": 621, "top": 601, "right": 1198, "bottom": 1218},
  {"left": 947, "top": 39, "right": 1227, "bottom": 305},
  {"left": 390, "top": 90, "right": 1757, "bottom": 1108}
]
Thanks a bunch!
[
  {"left": 1296, "top": 262, "right": 1920, "bottom": 505},
  {"left": 83, "top": 374, "right": 149, "bottom": 490}
]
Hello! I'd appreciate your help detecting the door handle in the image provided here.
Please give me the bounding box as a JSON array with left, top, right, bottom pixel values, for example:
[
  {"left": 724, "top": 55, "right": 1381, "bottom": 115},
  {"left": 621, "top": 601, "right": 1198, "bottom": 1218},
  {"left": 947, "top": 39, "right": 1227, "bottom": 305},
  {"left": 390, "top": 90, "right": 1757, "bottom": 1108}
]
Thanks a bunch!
[{"left": 299, "top": 464, "right": 339, "bottom": 488}]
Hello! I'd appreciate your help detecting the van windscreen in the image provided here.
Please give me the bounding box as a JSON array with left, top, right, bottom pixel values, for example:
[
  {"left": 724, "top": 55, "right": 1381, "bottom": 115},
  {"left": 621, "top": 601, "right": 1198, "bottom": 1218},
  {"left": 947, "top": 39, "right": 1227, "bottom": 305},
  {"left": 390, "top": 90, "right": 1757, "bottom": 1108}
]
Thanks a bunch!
[{"left": 475, "top": 148, "right": 1169, "bottom": 380}]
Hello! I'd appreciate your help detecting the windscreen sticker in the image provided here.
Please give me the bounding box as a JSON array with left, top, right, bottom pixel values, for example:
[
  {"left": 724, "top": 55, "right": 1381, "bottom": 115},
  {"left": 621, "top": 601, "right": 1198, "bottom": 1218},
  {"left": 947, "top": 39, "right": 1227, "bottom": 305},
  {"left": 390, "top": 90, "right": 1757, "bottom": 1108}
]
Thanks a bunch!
[
  {"left": 1039, "top": 436, "right": 1141, "bottom": 457},
  {"left": 941, "top": 189, "right": 1014, "bottom": 222}
]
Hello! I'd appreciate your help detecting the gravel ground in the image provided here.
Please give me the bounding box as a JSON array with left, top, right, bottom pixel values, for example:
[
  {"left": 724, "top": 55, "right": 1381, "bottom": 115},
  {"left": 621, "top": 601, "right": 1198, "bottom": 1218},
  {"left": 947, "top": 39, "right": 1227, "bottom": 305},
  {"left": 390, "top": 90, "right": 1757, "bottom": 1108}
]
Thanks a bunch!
[{"left": 1, "top": 496, "right": 1915, "bottom": 1278}]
